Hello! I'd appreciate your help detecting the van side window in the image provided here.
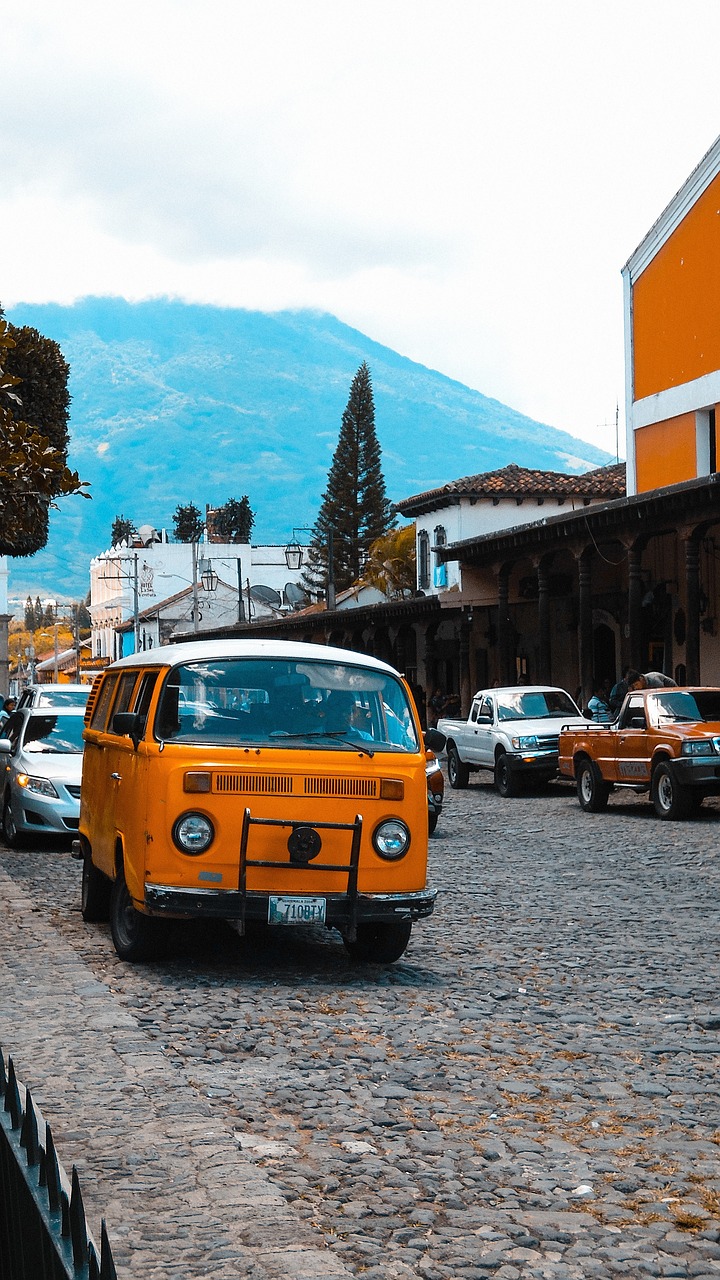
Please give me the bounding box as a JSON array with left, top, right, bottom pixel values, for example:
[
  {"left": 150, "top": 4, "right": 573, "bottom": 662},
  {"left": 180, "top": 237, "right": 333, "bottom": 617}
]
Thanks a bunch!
[
  {"left": 90, "top": 674, "right": 119, "bottom": 730},
  {"left": 114, "top": 673, "right": 140, "bottom": 719},
  {"left": 133, "top": 672, "right": 159, "bottom": 719}
]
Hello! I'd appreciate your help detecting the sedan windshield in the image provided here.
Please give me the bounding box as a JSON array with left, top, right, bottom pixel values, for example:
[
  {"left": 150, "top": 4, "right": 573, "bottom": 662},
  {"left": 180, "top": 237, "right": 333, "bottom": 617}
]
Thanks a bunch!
[
  {"left": 22, "top": 714, "right": 86, "bottom": 754},
  {"left": 155, "top": 657, "right": 419, "bottom": 753},
  {"left": 496, "top": 690, "right": 580, "bottom": 722}
]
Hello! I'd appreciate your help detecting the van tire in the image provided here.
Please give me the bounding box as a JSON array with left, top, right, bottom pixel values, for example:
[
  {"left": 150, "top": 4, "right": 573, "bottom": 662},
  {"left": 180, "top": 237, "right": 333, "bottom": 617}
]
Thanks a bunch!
[
  {"left": 343, "top": 920, "right": 412, "bottom": 963},
  {"left": 81, "top": 851, "right": 112, "bottom": 922},
  {"left": 110, "top": 867, "right": 161, "bottom": 961}
]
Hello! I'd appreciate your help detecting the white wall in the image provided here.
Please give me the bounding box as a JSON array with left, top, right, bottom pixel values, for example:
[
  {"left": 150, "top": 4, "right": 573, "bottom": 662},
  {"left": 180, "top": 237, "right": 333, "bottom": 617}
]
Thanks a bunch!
[
  {"left": 412, "top": 497, "right": 581, "bottom": 595},
  {"left": 90, "top": 537, "right": 309, "bottom": 659}
]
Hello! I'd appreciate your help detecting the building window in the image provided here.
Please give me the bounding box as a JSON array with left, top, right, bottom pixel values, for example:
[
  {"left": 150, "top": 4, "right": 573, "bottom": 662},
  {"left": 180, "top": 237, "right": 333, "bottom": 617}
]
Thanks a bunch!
[
  {"left": 418, "top": 531, "right": 430, "bottom": 590},
  {"left": 433, "top": 526, "right": 447, "bottom": 589}
]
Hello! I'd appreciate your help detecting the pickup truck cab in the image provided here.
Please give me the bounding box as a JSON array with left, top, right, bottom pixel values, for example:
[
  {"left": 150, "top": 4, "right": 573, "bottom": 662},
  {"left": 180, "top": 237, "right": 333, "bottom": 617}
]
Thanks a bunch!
[
  {"left": 558, "top": 686, "right": 720, "bottom": 818},
  {"left": 438, "top": 684, "right": 587, "bottom": 796}
]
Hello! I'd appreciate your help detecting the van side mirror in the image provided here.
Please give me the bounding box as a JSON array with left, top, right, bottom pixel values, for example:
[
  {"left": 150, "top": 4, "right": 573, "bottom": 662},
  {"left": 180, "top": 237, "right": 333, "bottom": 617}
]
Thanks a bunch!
[
  {"left": 0, "top": 738, "right": 11, "bottom": 753},
  {"left": 424, "top": 728, "right": 446, "bottom": 752},
  {"left": 112, "top": 711, "right": 144, "bottom": 748}
]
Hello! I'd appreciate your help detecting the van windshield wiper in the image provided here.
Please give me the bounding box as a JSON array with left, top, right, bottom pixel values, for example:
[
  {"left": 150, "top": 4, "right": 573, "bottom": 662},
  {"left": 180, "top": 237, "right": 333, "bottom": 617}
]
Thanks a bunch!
[{"left": 268, "top": 730, "right": 374, "bottom": 758}]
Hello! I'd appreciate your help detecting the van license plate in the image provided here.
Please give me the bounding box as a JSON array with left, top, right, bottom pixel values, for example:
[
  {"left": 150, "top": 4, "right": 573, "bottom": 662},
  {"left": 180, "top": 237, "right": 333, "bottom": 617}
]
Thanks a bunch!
[{"left": 268, "top": 895, "right": 326, "bottom": 925}]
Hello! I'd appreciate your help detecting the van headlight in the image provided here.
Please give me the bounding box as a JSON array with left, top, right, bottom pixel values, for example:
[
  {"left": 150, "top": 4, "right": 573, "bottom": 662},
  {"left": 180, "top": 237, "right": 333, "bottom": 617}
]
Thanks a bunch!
[
  {"left": 172, "top": 812, "right": 215, "bottom": 855},
  {"left": 372, "top": 819, "right": 411, "bottom": 860}
]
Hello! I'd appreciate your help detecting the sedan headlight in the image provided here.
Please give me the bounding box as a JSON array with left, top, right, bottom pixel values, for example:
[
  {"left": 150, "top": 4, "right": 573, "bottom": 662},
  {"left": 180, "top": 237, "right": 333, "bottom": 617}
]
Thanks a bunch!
[
  {"left": 172, "top": 811, "right": 215, "bottom": 854},
  {"left": 17, "top": 773, "right": 59, "bottom": 798},
  {"left": 511, "top": 735, "right": 539, "bottom": 751},
  {"left": 372, "top": 819, "right": 411, "bottom": 860},
  {"left": 681, "top": 740, "right": 715, "bottom": 756}
]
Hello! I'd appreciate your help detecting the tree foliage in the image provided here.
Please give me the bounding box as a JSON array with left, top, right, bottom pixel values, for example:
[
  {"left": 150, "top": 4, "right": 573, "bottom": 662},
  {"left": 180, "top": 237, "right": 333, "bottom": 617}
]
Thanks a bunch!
[
  {"left": 362, "top": 525, "right": 416, "bottom": 598},
  {"left": 172, "top": 502, "right": 204, "bottom": 543},
  {"left": 0, "top": 313, "right": 88, "bottom": 558},
  {"left": 303, "top": 362, "right": 395, "bottom": 597},
  {"left": 111, "top": 515, "right": 137, "bottom": 547},
  {"left": 210, "top": 496, "right": 255, "bottom": 543}
]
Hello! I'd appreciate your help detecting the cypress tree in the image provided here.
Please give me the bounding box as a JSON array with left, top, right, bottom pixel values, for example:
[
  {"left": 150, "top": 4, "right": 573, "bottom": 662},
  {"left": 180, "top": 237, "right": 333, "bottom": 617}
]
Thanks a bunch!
[{"left": 303, "top": 363, "right": 394, "bottom": 599}]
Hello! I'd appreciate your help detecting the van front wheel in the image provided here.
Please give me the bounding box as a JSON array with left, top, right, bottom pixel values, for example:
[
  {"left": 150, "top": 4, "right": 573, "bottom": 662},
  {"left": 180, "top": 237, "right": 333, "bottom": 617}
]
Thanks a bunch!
[
  {"left": 110, "top": 869, "right": 161, "bottom": 961},
  {"left": 343, "top": 920, "right": 412, "bottom": 963}
]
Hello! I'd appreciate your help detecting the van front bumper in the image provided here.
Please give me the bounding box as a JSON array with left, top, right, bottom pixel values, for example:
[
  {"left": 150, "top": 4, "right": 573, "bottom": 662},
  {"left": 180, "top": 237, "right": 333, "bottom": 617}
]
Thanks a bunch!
[{"left": 143, "top": 883, "right": 437, "bottom": 929}]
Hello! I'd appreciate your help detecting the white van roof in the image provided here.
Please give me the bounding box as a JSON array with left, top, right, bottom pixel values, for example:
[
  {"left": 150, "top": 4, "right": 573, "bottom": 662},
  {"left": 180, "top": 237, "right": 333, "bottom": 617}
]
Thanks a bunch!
[{"left": 107, "top": 639, "right": 400, "bottom": 678}]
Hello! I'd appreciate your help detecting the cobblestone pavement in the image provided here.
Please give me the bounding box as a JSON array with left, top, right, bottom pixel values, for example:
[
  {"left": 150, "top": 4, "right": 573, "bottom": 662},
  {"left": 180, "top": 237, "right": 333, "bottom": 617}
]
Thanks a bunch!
[{"left": 1, "top": 776, "right": 720, "bottom": 1279}]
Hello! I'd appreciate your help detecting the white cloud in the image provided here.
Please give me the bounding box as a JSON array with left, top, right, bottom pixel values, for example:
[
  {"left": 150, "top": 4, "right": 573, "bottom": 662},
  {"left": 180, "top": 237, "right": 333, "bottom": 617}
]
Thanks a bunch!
[{"left": 2, "top": 0, "right": 720, "bottom": 457}]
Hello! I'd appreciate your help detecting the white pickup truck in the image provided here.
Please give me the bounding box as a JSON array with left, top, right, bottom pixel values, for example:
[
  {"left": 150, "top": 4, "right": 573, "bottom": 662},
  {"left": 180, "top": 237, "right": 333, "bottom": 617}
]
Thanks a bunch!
[{"left": 437, "top": 684, "right": 588, "bottom": 796}]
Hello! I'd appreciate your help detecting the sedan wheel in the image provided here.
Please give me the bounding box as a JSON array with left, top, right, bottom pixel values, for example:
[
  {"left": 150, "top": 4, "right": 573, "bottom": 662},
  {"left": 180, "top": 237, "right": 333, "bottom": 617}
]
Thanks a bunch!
[{"left": 2, "top": 796, "right": 22, "bottom": 848}]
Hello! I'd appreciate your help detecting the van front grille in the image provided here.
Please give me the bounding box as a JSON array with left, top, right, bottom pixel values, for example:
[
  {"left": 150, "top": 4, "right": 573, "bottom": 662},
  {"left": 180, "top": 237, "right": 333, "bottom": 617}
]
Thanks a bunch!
[
  {"left": 304, "top": 776, "right": 378, "bottom": 798},
  {"left": 215, "top": 773, "right": 293, "bottom": 794}
]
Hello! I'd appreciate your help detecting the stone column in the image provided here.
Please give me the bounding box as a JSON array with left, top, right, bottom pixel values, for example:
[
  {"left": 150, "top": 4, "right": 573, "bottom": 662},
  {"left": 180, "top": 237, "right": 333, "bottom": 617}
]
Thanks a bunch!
[
  {"left": 578, "top": 548, "right": 593, "bottom": 705},
  {"left": 496, "top": 564, "right": 512, "bottom": 685},
  {"left": 685, "top": 534, "right": 701, "bottom": 684},
  {"left": 537, "top": 557, "right": 551, "bottom": 683},
  {"left": 628, "top": 542, "right": 644, "bottom": 672},
  {"left": 459, "top": 615, "right": 472, "bottom": 716}
]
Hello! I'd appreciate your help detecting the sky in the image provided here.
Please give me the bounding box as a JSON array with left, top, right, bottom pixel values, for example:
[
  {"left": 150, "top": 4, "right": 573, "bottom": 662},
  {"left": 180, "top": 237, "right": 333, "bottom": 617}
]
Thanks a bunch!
[{"left": 2, "top": 1, "right": 720, "bottom": 459}]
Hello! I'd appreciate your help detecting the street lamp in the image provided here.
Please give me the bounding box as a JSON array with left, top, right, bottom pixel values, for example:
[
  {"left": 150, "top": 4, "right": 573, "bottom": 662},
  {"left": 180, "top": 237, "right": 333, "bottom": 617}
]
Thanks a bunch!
[{"left": 199, "top": 559, "right": 219, "bottom": 592}]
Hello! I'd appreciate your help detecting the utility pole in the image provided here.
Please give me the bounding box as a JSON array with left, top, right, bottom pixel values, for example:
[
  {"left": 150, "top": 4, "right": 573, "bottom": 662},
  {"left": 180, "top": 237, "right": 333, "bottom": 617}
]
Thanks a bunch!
[
  {"left": 53, "top": 602, "right": 59, "bottom": 680},
  {"left": 326, "top": 529, "right": 336, "bottom": 612},
  {"left": 132, "top": 553, "right": 140, "bottom": 652},
  {"left": 191, "top": 541, "right": 199, "bottom": 634}
]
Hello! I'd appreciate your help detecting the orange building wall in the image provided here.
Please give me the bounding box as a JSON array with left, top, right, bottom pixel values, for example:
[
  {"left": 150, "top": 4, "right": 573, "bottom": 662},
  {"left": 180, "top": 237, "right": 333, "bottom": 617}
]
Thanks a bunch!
[
  {"left": 634, "top": 413, "right": 697, "bottom": 493},
  {"left": 633, "top": 169, "right": 720, "bottom": 401}
]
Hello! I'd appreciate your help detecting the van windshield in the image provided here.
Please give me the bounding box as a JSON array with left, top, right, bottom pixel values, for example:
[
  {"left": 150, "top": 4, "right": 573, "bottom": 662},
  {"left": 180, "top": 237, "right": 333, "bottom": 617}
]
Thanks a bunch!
[{"left": 155, "top": 657, "right": 419, "bottom": 753}]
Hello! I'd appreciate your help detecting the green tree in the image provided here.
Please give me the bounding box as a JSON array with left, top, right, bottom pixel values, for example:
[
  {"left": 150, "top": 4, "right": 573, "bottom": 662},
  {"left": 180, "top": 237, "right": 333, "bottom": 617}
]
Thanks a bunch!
[
  {"left": 111, "top": 515, "right": 137, "bottom": 547},
  {"left": 24, "top": 596, "right": 35, "bottom": 631},
  {"left": 211, "top": 496, "right": 255, "bottom": 543},
  {"left": 172, "top": 502, "right": 204, "bottom": 543},
  {"left": 303, "top": 362, "right": 395, "bottom": 597},
  {"left": 363, "top": 525, "right": 417, "bottom": 598},
  {"left": 34, "top": 597, "right": 43, "bottom": 630},
  {"left": 0, "top": 313, "right": 88, "bottom": 558}
]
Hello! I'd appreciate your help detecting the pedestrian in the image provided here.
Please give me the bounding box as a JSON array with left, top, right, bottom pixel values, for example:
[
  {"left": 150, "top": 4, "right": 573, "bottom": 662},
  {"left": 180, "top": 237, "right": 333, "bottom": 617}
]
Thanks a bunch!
[
  {"left": 609, "top": 668, "right": 640, "bottom": 717},
  {"left": 428, "top": 687, "right": 445, "bottom": 728},
  {"left": 587, "top": 682, "right": 613, "bottom": 723},
  {"left": 0, "top": 697, "right": 16, "bottom": 730},
  {"left": 633, "top": 671, "right": 677, "bottom": 690}
]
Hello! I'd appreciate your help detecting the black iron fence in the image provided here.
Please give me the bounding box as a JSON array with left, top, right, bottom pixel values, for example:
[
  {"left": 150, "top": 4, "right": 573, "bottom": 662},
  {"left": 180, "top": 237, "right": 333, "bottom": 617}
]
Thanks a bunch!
[{"left": 0, "top": 1045, "right": 117, "bottom": 1279}]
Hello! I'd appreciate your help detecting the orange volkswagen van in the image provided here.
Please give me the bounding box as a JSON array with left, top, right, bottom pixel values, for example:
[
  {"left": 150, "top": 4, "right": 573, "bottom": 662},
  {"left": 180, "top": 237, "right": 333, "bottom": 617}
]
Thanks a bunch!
[{"left": 75, "top": 640, "right": 442, "bottom": 963}]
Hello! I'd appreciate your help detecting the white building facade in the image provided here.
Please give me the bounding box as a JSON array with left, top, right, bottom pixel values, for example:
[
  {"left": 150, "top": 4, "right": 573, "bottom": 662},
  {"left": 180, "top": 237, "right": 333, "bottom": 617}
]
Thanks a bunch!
[
  {"left": 395, "top": 464, "right": 626, "bottom": 599},
  {"left": 90, "top": 534, "right": 309, "bottom": 662}
]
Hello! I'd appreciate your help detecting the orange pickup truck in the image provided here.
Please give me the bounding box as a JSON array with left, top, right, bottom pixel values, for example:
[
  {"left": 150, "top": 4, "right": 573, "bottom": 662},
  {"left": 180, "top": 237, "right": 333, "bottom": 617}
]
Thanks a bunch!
[{"left": 558, "top": 687, "right": 720, "bottom": 819}]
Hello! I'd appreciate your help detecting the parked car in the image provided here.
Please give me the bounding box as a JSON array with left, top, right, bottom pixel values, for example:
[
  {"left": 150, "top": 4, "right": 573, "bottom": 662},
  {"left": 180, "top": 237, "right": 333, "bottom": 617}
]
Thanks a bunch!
[
  {"left": 16, "top": 683, "right": 91, "bottom": 711},
  {"left": 0, "top": 706, "right": 87, "bottom": 845},
  {"left": 438, "top": 684, "right": 588, "bottom": 796},
  {"left": 558, "top": 686, "right": 720, "bottom": 819},
  {"left": 426, "top": 754, "right": 444, "bottom": 834}
]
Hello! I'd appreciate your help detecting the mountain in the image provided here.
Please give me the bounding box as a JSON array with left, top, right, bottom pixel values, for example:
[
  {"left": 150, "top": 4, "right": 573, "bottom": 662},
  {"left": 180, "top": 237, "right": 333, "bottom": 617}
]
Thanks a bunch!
[{"left": 6, "top": 297, "right": 611, "bottom": 599}]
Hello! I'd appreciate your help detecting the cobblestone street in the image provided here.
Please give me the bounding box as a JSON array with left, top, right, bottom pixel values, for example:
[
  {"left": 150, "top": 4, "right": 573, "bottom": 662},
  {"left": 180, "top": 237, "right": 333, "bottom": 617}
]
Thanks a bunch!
[{"left": 1, "top": 775, "right": 719, "bottom": 1279}]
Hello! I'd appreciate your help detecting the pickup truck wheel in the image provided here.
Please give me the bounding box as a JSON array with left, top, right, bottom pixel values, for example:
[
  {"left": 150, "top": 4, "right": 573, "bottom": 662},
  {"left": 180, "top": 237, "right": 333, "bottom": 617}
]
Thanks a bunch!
[
  {"left": 651, "top": 762, "right": 692, "bottom": 820},
  {"left": 494, "top": 753, "right": 520, "bottom": 798},
  {"left": 576, "top": 759, "right": 610, "bottom": 812},
  {"left": 447, "top": 745, "right": 469, "bottom": 790}
]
